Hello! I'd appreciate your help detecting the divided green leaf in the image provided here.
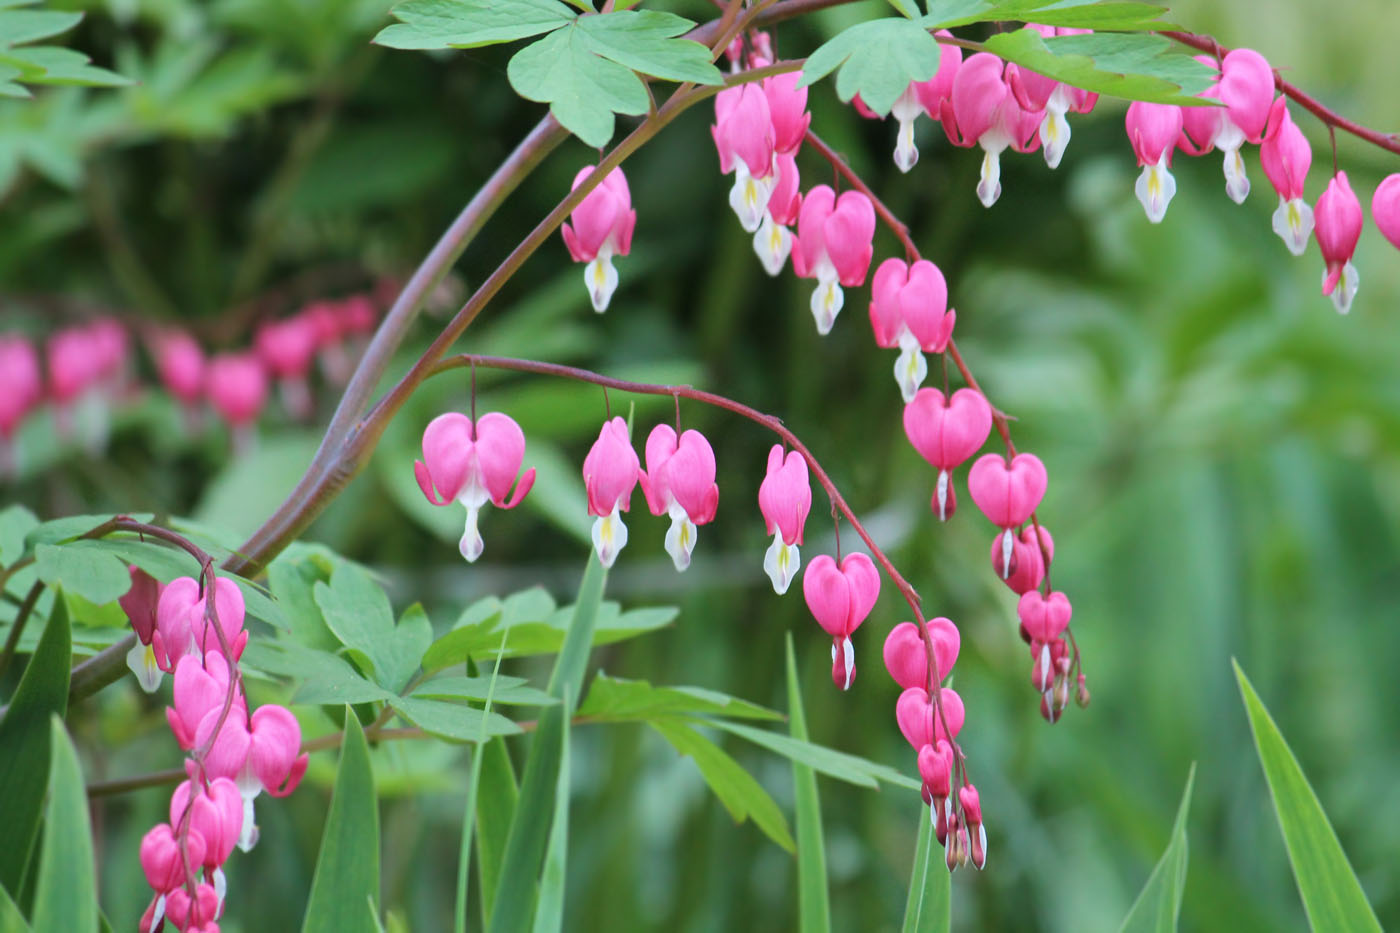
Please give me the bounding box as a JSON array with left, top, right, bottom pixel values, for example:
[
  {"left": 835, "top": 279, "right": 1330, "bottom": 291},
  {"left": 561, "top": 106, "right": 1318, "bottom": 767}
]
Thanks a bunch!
[
  {"left": 982, "top": 29, "right": 1216, "bottom": 105},
  {"left": 33, "top": 543, "right": 130, "bottom": 606},
  {"left": 0, "top": 6, "right": 127, "bottom": 96},
  {"left": 374, "top": 0, "right": 575, "bottom": 50},
  {"left": 314, "top": 564, "right": 431, "bottom": 693},
  {"left": 388, "top": 695, "right": 522, "bottom": 743},
  {"left": 0, "top": 505, "right": 37, "bottom": 567},
  {"left": 924, "top": 0, "right": 1177, "bottom": 31},
  {"left": 799, "top": 18, "right": 941, "bottom": 115}
]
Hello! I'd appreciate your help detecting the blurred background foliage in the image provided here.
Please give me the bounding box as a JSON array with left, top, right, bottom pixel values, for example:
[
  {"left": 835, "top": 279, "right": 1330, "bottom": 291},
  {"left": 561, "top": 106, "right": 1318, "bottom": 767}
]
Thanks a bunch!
[{"left": 2, "top": 0, "right": 1399, "bottom": 930}]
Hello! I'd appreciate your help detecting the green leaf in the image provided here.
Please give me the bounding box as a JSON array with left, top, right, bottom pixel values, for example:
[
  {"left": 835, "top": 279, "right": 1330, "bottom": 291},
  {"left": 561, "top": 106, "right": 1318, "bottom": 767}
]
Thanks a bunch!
[
  {"left": 574, "top": 11, "right": 722, "bottom": 85},
  {"left": 33, "top": 543, "right": 129, "bottom": 606},
  {"left": 531, "top": 689, "right": 573, "bottom": 933},
  {"left": 900, "top": 803, "right": 950, "bottom": 933},
  {"left": 0, "top": 505, "right": 37, "bottom": 567},
  {"left": 23, "top": 514, "right": 152, "bottom": 548},
  {"left": 711, "top": 720, "right": 922, "bottom": 792},
  {"left": 982, "top": 29, "right": 1216, "bottom": 105},
  {"left": 373, "top": 0, "right": 575, "bottom": 50},
  {"left": 507, "top": 24, "right": 648, "bottom": 147},
  {"left": 923, "top": 0, "right": 1176, "bottom": 31},
  {"left": 30, "top": 718, "right": 96, "bottom": 933},
  {"left": 799, "top": 18, "right": 941, "bottom": 115},
  {"left": 388, "top": 695, "right": 522, "bottom": 742},
  {"left": 0, "top": 10, "right": 81, "bottom": 47},
  {"left": 650, "top": 719, "right": 795, "bottom": 853},
  {"left": 488, "top": 554, "right": 607, "bottom": 933},
  {"left": 1234, "top": 661, "right": 1383, "bottom": 932},
  {"left": 0, "top": 598, "right": 69, "bottom": 898},
  {"left": 315, "top": 564, "right": 431, "bottom": 693},
  {"left": 268, "top": 554, "right": 338, "bottom": 649},
  {"left": 1119, "top": 764, "right": 1195, "bottom": 933},
  {"left": 786, "top": 636, "right": 830, "bottom": 933},
  {"left": 474, "top": 736, "right": 518, "bottom": 929},
  {"left": 412, "top": 675, "right": 557, "bottom": 707},
  {"left": 577, "top": 673, "right": 782, "bottom": 722},
  {"left": 886, "top": 0, "right": 922, "bottom": 17},
  {"left": 0, "top": 883, "right": 28, "bottom": 932},
  {"left": 302, "top": 712, "right": 380, "bottom": 933}
]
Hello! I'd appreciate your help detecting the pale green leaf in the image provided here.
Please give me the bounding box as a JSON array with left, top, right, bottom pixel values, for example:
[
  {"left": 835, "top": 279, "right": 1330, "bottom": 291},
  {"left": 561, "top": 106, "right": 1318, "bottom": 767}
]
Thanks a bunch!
[
  {"left": 373, "top": 0, "right": 574, "bottom": 50},
  {"left": 0, "top": 10, "right": 81, "bottom": 47},
  {"left": 34, "top": 542, "right": 129, "bottom": 607},
  {"left": 314, "top": 564, "right": 429, "bottom": 693},
  {"left": 389, "top": 696, "right": 522, "bottom": 742},
  {"left": 0, "top": 504, "right": 37, "bottom": 567},
  {"left": 1119, "top": 764, "right": 1195, "bottom": 933},
  {"left": 577, "top": 673, "right": 782, "bottom": 722},
  {"left": 575, "top": 10, "right": 721, "bottom": 85},
  {"left": 1234, "top": 661, "right": 1382, "bottom": 932},
  {"left": 507, "top": 24, "right": 649, "bottom": 147},
  {"left": 982, "top": 29, "right": 1216, "bottom": 105},
  {"left": 923, "top": 0, "right": 1176, "bottom": 30},
  {"left": 799, "top": 18, "right": 941, "bottom": 115}
]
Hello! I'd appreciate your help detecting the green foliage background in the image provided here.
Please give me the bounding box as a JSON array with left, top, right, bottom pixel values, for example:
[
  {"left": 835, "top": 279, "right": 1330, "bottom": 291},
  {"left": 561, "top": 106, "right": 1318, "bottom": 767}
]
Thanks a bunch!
[{"left": 2, "top": 0, "right": 1399, "bottom": 930}]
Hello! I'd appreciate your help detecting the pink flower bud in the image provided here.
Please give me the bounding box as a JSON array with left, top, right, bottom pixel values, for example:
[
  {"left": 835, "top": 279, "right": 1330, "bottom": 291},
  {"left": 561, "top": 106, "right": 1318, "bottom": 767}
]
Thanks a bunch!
[
  {"left": 47, "top": 327, "right": 100, "bottom": 404},
  {"left": 255, "top": 317, "right": 318, "bottom": 380},
  {"left": 414, "top": 411, "right": 536, "bottom": 562},
  {"left": 960, "top": 783, "right": 987, "bottom": 869},
  {"left": 941, "top": 53, "right": 1006, "bottom": 148},
  {"left": 120, "top": 566, "right": 163, "bottom": 645},
  {"left": 206, "top": 353, "right": 268, "bottom": 428},
  {"left": 712, "top": 84, "right": 775, "bottom": 178},
  {"left": 917, "top": 740, "right": 954, "bottom": 797},
  {"left": 1018, "top": 590, "right": 1073, "bottom": 642},
  {"left": 1371, "top": 173, "right": 1400, "bottom": 250},
  {"left": 896, "top": 686, "right": 964, "bottom": 750},
  {"left": 1315, "top": 171, "right": 1364, "bottom": 313},
  {"left": 1126, "top": 101, "right": 1183, "bottom": 222},
  {"left": 883, "top": 618, "right": 960, "bottom": 690},
  {"left": 165, "top": 882, "right": 220, "bottom": 930},
  {"left": 561, "top": 166, "right": 636, "bottom": 312},
  {"left": 193, "top": 577, "right": 248, "bottom": 660},
  {"left": 1258, "top": 99, "right": 1314, "bottom": 255},
  {"left": 168, "top": 652, "right": 244, "bottom": 750},
  {"left": 153, "top": 577, "right": 201, "bottom": 672},
  {"left": 151, "top": 330, "right": 207, "bottom": 407},
  {"left": 338, "top": 295, "right": 377, "bottom": 335},
  {"left": 140, "top": 823, "right": 207, "bottom": 893},
  {"left": 583, "top": 416, "right": 640, "bottom": 568}
]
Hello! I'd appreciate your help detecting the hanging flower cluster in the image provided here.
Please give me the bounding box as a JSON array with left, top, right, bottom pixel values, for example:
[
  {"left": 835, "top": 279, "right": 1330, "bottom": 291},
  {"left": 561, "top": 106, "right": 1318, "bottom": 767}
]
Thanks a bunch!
[{"left": 120, "top": 568, "right": 307, "bottom": 932}]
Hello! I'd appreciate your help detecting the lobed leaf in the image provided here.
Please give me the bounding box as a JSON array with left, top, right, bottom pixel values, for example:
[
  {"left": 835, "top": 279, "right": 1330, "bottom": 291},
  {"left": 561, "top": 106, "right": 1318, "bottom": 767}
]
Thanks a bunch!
[
  {"left": 507, "top": 24, "right": 648, "bottom": 147},
  {"left": 373, "top": 0, "right": 574, "bottom": 50},
  {"left": 574, "top": 11, "right": 722, "bottom": 85},
  {"left": 388, "top": 695, "right": 522, "bottom": 742},
  {"left": 982, "top": 29, "right": 1216, "bottom": 105},
  {"left": 0, "top": 504, "right": 37, "bottom": 567},
  {"left": 1234, "top": 661, "right": 1383, "bottom": 932},
  {"left": 1118, "top": 764, "right": 1195, "bottom": 933},
  {"left": 924, "top": 0, "right": 1177, "bottom": 31},
  {"left": 33, "top": 543, "right": 129, "bottom": 606},
  {"left": 799, "top": 18, "right": 941, "bottom": 115},
  {"left": 315, "top": 563, "right": 430, "bottom": 693}
]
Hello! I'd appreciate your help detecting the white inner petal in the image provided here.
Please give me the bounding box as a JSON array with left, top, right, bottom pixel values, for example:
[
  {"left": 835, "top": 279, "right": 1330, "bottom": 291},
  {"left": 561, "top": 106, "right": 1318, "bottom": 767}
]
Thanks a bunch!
[
  {"left": 591, "top": 505, "right": 629, "bottom": 568},
  {"left": 584, "top": 248, "right": 619, "bottom": 313},
  {"left": 763, "top": 532, "right": 799, "bottom": 595}
]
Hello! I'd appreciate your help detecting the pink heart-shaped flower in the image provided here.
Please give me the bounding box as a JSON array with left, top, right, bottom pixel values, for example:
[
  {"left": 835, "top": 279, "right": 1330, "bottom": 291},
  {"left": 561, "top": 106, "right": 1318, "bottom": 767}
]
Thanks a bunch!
[
  {"left": 1017, "top": 590, "right": 1072, "bottom": 643},
  {"left": 968, "top": 452, "right": 1047, "bottom": 528},
  {"left": 895, "top": 686, "right": 964, "bottom": 750},
  {"left": 882, "top": 618, "right": 960, "bottom": 690},
  {"left": 802, "top": 553, "right": 881, "bottom": 639},
  {"left": 904, "top": 388, "right": 993, "bottom": 471}
]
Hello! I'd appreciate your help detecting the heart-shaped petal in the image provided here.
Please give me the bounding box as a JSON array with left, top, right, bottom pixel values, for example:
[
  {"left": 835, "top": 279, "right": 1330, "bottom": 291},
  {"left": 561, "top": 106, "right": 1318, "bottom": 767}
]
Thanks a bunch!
[{"left": 968, "top": 452, "right": 1047, "bottom": 528}]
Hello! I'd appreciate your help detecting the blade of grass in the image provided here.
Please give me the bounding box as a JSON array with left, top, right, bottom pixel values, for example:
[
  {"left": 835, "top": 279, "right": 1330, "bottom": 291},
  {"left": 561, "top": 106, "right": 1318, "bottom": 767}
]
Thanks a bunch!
[
  {"left": 901, "top": 802, "right": 949, "bottom": 933},
  {"left": 785, "top": 634, "right": 830, "bottom": 933},
  {"left": 1118, "top": 764, "right": 1196, "bottom": 932}
]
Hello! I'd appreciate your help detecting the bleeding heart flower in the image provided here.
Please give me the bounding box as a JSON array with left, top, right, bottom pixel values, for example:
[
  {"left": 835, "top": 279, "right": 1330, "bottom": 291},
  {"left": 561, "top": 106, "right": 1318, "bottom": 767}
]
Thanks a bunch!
[
  {"left": 583, "top": 416, "right": 640, "bottom": 568},
  {"left": 164, "top": 882, "right": 220, "bottom": 931},
  {"left": 753, "top": 152, "right": 802, "bottom": 276},
  {"left": 895, "top": 686, "right": 964, "bottom": 750},
  {"left": 763, "top": 71, "right": 810, "bottom": 156},
  {"left": 170, "top": 777, "right": 245, "bottom": 871},
  {"left": 960, "top": 783, "right": 988, "bottom": 869},
  {"left": 792, "top": 186, "right": 876, "bottom": 335},
  {"left": 1260, "top": 98, "right": 1314, "bottom": 255},
  {"left": 638, "top": 424, "right": 720, "bottom": 571},
  {"left": 152, "top": 330, "right": 206, "bottom": 409},
  {"left": 1005, "top": 25, "right": 1091, "bottom": 169},
  {"left": 969, "top": 452, "right": 1048, "bottom": 578},
  {"left": 1126, "top": 101, "right": 1183, "bottom": 223},
  {"left": 140, "top": 822, "right": 208, "bottom": 894},
  {"left": 255, "top": 316, "right": 319, "bottom": 420},
  {"left": 883, "top": 618, "right": 960, "bottom": 690},
  {"left": 1373, "top": 174, "right": 1400, "bottom": 250},
  {"left": 870, "top": 259, "right": 957, "bottom": 402},
  {"left": 993, "top": 524, "right": 1054, "bottom": 595},
  {"left": 1314, "top": 171, "right": 1364, "bottom": 314},
  {"left": 1018, "top": 590, "right": 1072, "bottom": 643},
  {"left": 802, "top": 552, "right": 881, "bottom": 690},
  {"left": 120, "top": 566, "right": 165, "bottom": 692},
  {"left": 415, "top": 411, "right": 535, "bottom": 562},
  {"left": 940, "top": 53, "right": 1040, "bottom": 206},
  {"left": 758, "top": 445, "right": 811, "bottom": 594},
  {"left": 712, "top": 84, "right": 777, "bottom": 233},
  {"left": 0, "top": 335, "right": 40, "bottom": 456},
  {"left": 561, "top": 165, "right": 637, "bottom": 312},
  {"left": 902, "top": 388, "right": 993, "bottom": 520}
]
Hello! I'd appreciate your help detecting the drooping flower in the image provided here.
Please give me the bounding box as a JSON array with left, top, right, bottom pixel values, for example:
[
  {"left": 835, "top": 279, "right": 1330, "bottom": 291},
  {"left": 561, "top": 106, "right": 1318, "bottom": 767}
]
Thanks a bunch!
[
  {"left": 940, "top": 53, "right": 1041, "bottom": 207},
  {"left": 166, "top": 653, "right": 244, "bottom": 751},
  {"left": 0, "top": 335, "right": 41, "bottom": 475},
  {"left": 638, "top": 424, "right": 720, "bottom": 571},
  {"left": 1214, "top": 48, "right": 1276, "bottom": 203},
  {"left": 255, "top": 316, "right": 319, "bottom": 420},
  {"left": 758, "top": 445, "right": 811, "bottom": 594},
  {"left": 887, "top": 32, "right": 961, "bottom": 173},
  {"left": 763, "top": 70, "right": 810, "bottom": 156},
  {"left": 1314, "top": 170, "right": 1364, "bottom": 314},
  {"left": 152, "top": 329, "right": 207, "bottom": 429},
  {"left": 121, "top": 566, "right": 165, "bottom": 692},
  {"left": 1005, "top": 25, "right": 1097, "bottom": 169},
  {"left": 1370, "top": 173, "right": 1400, "bottom": 250},
  {"left": 1259, "top": 98, "right": 1314, "bottom": 255},
  {"left": 753, "top": 152, "right": 802, "bottom": 276},
  {"left": 1019, "top": 589, "right": 1073, "bottom": 716},
  {"left": 206, "top": 353, "right": 268, "bottom": 455},
  {"left": 902, "top": 388, "right": 993, "bottom": 520},
  {"left": 992, "top": 524, "right": 1054, "bottom": 595},
  {"left": 153, "top": 576, "right": 249, "bottom": 673},
  {"left": 791, "top": 186, "right": 876, "bottom": 335},
  {"left": 561, "top": 166, "right": 637, "bottom": 312},
  {"left": 415, "top": 412, "right": 536, "bottom": 562},
  {"left": 712, "top": 84, "right": 777, "bottom": 232},
  {"left": 870, "top": 259, "right": 957, "bottom": 402},
  {"left": 882, "top": 617, "right": 960, "bottom": 690},
  {"left": 802, "top": 552, "right": 881, "bottom": 690},
  {"left": 968, "top": 452, "right": 1048, "bottom": 578},
  {"left": 1125, "top": 101, "right": 1183, "bottom": 223},
  {"left": 959, "top": 784, "right": 987, "bottom": 869},
  {"left": 582, "top": 416, "right": 640, "bottom": 568},
  {"left": 895, "top": 685, "right": 964, "bottom": 750}
]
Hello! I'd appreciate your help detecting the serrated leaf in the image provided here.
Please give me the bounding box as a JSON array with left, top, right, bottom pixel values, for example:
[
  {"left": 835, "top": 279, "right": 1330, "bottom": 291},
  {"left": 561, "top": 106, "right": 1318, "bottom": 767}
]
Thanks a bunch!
[
  {"left": 1234, "top": 662, "right": 1383, "bottom": 932},
  {"left": 30, "top": 718, "right": 96, "bottom": 933},
  {"left": 712, "top": 720, "right": 922, "bottom": 791},
  {"left": 302, "top": 713, "right": 380, "bottom": 933},
  {"left": 651, "top": 718, "right": 795, "bottom": 853},
  {"left": 1119, "top": 764, "right": 1195, "bottom": 933},
  {"left": 982, "top": 29, "right": 1216, "bottom": 105},
  {"left": 799, "top": 18, "right": 940, "bottom": 115},
  {"left": 786, "top": 636, "right": 830, "bottom": 933},
  {"left": 412, "top": 674, "right": 557, "bottom": 706},
  {"left": 508, "top": 24, "right": 648, "bottom": 146},
  {"left": 575, "top": 10, "right": 721, "bottom": 85},
  {"left": 389, "top": 695, "right": 522, "bottom": 742},
  {"left": 900, "top": 802, "right": 950, "bottom": 933},
  {"left": 0, "top": 599, "right": 69, "bottom": 898},
  {"left": 34, "top": 542, "right": 129, "bottom": 606},
  {"left": 577, "top": 673, "right": 782, "bottom": 722},
  {"left": 373, "top": 0, "right": 574, "bottom": 50}
]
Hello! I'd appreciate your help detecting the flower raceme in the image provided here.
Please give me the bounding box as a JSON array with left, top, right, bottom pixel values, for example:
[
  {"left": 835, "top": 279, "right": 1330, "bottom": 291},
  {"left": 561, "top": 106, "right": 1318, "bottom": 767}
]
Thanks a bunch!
[
  {"left": 638, "top": 424, "right": 720, "bottom": 571},
  {"left": 1259, "top": 98, "right": 1315, "bottom": 255},
  {"left": 902, "top": 388, "right": 993, "bottom": 521},
  {"left": 792, "top": 185, "right": 876, "bottom": 335},
  {"left": 802, "top": 552, "right": 881, "bottom": 690},
  {"left": 561, "top": 165, "right": 636, "bottom": 313},
  {"left": 1315, "top": 171, "right": 1364, "bottom": 314},
  {"left": 415, "top": 411, "right": 536, "bottom": 563},
  {"left": 968, "top": 452, "right": 1048, "bottom": 579},
  {"left": 1126, "top": 101, "right": 1183, "bottom": 223},
  {"left": 758, "top": 444, "right": 811, "bottom": 594},
  {"left": 583, "top": 416, "right": 641, "bottom": 568},
  {"left": 869, "top": 259, "right": 957, "bottom": 403},
  {"left": 1018, "top": 589, "right": 1075, "bottom": 722}
]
